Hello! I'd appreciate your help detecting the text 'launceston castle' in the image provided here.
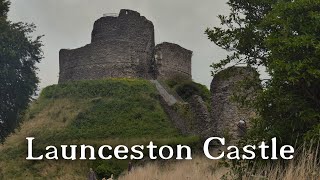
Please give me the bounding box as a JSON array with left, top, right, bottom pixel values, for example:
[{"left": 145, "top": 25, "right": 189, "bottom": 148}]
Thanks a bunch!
[{"left": 59, "top": 9, "right": 192, "bottom": 83}]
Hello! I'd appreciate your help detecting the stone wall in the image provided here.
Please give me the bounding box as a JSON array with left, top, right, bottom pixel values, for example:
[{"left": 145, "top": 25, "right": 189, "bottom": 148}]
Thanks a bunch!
[
  {"left": 210, "top": 67, "right": 258, "bottom": 140},
  {"left": 59, "top": 9, "right": 155, "bottom": 83},
  {"left": 188, "top": 95, "right": 214, "bottom": 137},
  {"left": 155, "top": 42, "right": 192, "bottom": 80}
]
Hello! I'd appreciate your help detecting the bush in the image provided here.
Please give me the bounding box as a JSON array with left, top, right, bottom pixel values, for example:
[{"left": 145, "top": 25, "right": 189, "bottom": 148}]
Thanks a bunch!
[
  {"left": 164, "top": 76, "right": 210, "bottom": 102},
  {"left": 175, "top": 81, "right": 210, "bottom": 102},
  {"left": 94, "top": 159, "right": 125, "bottom": 179}
]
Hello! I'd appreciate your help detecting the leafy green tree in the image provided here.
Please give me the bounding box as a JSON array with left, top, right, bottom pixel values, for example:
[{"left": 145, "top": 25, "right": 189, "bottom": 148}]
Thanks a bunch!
[
  {"left": 206, "top": 0, "right": 320, "bottom": 146},
  {"left": 206, "top": 0, "right": 277, "bottom": 73},
  {"left": 0, "top": 0, "right": 43, "bottom": 141},
  {"left": 257, "top": 0, "right": 320, "bottom": 144}
]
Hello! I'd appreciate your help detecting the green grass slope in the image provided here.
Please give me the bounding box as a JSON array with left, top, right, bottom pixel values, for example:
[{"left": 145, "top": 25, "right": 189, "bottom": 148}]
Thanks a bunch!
[{"left": 0, "top": 79, "right": 198, "bottom": 179}]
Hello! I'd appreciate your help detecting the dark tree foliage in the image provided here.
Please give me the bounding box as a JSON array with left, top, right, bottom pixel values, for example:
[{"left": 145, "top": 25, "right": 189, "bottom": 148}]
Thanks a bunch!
[
  {"left": 206, "top": 0, "right": 320, "bottom": 146},
  {"left": 0, "top": 0, "right": 43, "bottom": 141},
  {"left": 206, "top": 0, "right": 277, "bottom": 73},
  {"left": 0, "top": 0, "right": 9, "bottom": 17}
]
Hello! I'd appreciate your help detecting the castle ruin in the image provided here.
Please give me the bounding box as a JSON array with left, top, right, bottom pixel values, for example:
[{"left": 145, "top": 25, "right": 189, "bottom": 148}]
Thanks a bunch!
[
  {"left": 59, "top": 9, "right": 192, "bottom": 83},
  {"left": 210, "top": 67, "right": 258, "bottom": 139},
  {"left": 58, "top": 9, "right": 258, "bottom": 141}
]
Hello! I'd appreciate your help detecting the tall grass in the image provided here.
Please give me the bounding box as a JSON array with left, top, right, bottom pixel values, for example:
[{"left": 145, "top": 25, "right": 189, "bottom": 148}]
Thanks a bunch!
[
  {"left": 249, "top": 144, "right": 319, "bottom": 180},
  {"left": 119, "top": 157, "right": 228, "bottom": 180},
  {"left": 119, "top": 146, "right": 319, "bottom": 180}
]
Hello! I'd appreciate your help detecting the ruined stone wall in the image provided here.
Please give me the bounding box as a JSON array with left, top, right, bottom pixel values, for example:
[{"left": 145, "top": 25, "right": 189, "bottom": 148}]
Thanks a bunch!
[
  {"left": 188, "top": 95, "right": 214, "bottom": 137},
  {"left": 155, "top": 42, "right": 192, "bottom": 80},
  {"left": 210, "top": 67, "right": 258, "bottom": 140},
  {"left": 59, "top": 9, "right": 155, "bottom": 83}
]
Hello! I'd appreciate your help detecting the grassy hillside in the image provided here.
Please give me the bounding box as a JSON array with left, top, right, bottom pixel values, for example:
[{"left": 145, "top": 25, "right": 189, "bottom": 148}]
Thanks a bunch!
[{"left": 0, "top": 79, "right": 199, "bottom": 179}]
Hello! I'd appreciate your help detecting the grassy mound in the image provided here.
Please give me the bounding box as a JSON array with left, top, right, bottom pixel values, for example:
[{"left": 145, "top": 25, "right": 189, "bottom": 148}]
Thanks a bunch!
[{"left": 0, "top": 79, "right": 198, "bottom": 179}]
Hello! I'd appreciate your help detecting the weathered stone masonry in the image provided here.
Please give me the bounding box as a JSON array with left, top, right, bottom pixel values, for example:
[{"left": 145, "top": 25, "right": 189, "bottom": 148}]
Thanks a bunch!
[
  {"left": 59, "top": 9, "right": 192, "bottom": 83},
  {"left": 155, "top": 42, "right": 192, "bottom": 79},
  {"left": 210, "top": 67, "right": 258, "bottom": 139}
]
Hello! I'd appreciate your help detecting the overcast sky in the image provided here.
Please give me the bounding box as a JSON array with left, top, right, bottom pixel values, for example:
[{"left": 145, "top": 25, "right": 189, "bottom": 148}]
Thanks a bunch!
[{"left": 8, "top": 0, "right": 229, "bottom": 88}]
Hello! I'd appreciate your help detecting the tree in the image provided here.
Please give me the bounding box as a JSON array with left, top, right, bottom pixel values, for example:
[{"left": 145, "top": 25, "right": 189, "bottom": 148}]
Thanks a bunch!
[
  {"left": 206, "top": 0, "right": 277, "bottom": 73},
  {"left": 206, "top": 0, "right": 320, "bottom": 146},
  {"left": 0, "top": 0, "right": 9, "bottom": 17},
  {"left": 0, "top": 0, "right": 43, "bottom": 141}
]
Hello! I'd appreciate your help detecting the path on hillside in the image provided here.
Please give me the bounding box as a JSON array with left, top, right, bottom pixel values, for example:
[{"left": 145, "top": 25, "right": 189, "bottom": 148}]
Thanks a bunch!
[
  {"left": 150, "top": 80, "right": 177, "bottom": 106},
  {"left": 150, "top": 80, "right": 191, "bottom": 134}
]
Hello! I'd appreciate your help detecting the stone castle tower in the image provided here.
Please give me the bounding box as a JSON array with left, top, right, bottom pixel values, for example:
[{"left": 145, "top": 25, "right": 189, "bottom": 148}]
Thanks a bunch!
[{"left": 59, "top": 9, "right": 192, "bottom": 83}]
